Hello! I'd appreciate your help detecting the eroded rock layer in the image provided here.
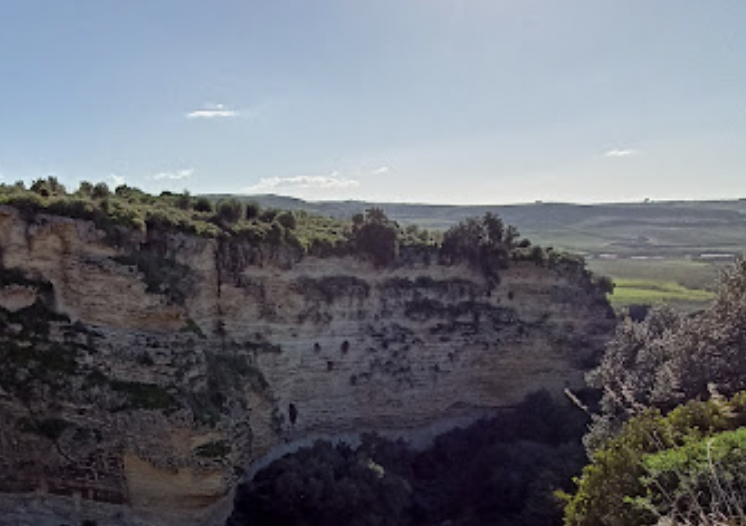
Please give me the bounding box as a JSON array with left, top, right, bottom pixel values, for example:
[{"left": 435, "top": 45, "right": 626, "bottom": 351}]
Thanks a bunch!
[{"left": 0, "top": 205, "right": 615, "bottom": 526}]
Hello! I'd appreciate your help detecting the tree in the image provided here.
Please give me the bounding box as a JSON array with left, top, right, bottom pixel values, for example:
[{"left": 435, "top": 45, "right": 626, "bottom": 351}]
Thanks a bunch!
[
  {"left": 193, "top": 196, "right": 213, "bottom": 213},
  {"left": 440, "top": 213, "right": 514, "bottom": 284},
  {"left": 30, "top": 176, "right": 66, "bottom": 197},
  {"left": 77, "top": 181, "right": 93, "bottom": 197},
  {"left": 91, "top": 182, "right": 111, "bottom": 199},
  {"left": 350, "top": 208, "right": 400, "bottom": 267},
  {"left": 277, "top": 211, "right": 297, "bottom": 230},
  {"left": 176, "top": 191, "right": 191, "bottom": 210},
  {"left": 228, "top": 440, "right": 412, "bottom": 526},
  {"left": 483, "top": 212, "right": 504, "bottom": 245},
  {"left": 244, "top": 201, "right": 260, "bottom": 220}
]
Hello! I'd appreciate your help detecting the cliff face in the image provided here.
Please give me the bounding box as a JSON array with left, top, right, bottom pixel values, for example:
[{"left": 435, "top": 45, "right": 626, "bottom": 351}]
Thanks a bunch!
[{"left": 0, "top": 205, "right": 615, "bottom": 526}]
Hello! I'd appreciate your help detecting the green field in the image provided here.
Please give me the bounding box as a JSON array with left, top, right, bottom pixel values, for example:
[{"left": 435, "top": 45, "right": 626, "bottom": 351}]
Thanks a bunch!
[
  {"left": 587, "top": 258, "right": 726, "bottom": 312},
  {"left": 586, "top": 257, "right": 722, "bottom": 290},
  {"left": 607, "top": 278, "right": 715, "bottom": 312}
]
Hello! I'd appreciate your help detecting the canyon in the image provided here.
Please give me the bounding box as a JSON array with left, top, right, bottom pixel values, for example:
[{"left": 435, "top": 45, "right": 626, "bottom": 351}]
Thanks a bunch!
[{"left": 0, "top": 204, "right": 615, "bottom": 526}]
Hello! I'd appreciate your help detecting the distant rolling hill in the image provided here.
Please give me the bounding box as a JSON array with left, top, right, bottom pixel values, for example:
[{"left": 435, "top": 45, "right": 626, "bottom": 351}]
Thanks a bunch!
[
  {"left": 206, "top": 194, "right": 746, "bottom": 311},
  {"left": 209, "top": 194, "right": 746, "bottom": 259}
]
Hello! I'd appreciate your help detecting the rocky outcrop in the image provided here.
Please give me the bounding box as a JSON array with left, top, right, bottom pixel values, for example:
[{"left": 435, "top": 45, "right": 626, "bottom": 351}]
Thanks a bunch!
[{"left": 0, "top": 205, "right": 615, "bottom": 526}]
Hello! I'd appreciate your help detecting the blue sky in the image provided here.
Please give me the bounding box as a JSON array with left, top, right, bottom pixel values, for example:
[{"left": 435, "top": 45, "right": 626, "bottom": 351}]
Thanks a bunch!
[{"left": 0, "top": 1, "right": 744, "bottom": 204}]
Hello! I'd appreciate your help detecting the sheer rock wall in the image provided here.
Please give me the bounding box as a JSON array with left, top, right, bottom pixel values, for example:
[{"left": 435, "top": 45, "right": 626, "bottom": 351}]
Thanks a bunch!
[{"left": 0, "top": 205, "right": 615, "bottom": 526}]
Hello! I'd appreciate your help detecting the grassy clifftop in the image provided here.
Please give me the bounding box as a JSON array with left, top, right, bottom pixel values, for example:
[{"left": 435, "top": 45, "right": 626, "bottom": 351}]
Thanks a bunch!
[{"left": 0, "top": 178, "right": 601, "bottom": 290}]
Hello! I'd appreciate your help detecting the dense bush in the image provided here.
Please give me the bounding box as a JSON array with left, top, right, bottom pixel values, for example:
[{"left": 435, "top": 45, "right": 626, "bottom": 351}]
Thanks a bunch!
[
  {"left": 350, "top": 208, "right": 401, "bottom": 267},
  {"left": 564, "top": 393, "right": 746, "bottom": 526},
  {"left": 440, "top": 213, "right": 515, "bottom": 284},
  {"left": 228, "top": 391, "right": 589, "bottom": 526},
  {"left": 562, "top": 259, "right": 746, "bottom": 526},
  {"left": 194, "top": 196, "right": 213, "bottom": 212},
  {"left": 587, "top": 259, "right": 746, "bottom": 448},
  {"left": 229, "top": 440, "right": 412, "bottom": 526},
  {"left": 216, "top": 199, "right": 244, "bottom": 224}
]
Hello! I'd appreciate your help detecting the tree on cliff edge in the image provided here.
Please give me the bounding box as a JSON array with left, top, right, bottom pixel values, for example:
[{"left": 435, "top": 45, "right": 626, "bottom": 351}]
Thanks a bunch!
[{"left": 350, "top": 208, "right": 401, "bottom": 267}]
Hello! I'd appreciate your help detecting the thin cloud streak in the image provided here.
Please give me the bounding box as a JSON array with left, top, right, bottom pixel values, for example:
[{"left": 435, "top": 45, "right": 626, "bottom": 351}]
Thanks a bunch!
[
  {"left": 186, "top": 103, "right": 239, "bottom": 119},
  {"left": 605, "top": 148, "right": 641, "bottom": 158},
  {"left": 152, "top": 169, "right": 194, "bottom": 181},
  {"left": 369, "top": 166, "right": 390, "bottom": 175},
  {"left": 243, "top": 172, "right": 360, "bottom": 193}
]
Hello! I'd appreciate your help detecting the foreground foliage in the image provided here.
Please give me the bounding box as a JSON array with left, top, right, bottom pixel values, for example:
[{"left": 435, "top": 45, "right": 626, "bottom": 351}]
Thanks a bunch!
[
  {"left": 565, "top": 259, "right": 746, "bottom": 526},
  {"left": 228, "top": 391, "right": 589, "bottom": 526},
  {"left": 587, "top": 259, "right": 746, "bottom": 448},
  {"left": 564, "top": 393, "right": 746, "bottom": 526}
]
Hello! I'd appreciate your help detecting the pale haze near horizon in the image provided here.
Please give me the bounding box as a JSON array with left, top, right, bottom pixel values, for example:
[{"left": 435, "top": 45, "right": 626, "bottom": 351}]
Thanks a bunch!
[{"left": 0, "top": 1, "right": 744, "bottom": 205}]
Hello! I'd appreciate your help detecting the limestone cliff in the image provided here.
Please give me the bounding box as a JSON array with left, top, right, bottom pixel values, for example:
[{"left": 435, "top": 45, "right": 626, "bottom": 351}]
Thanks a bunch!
[{"left": 0, "top": 205, "right": 615, "bottom": 526}]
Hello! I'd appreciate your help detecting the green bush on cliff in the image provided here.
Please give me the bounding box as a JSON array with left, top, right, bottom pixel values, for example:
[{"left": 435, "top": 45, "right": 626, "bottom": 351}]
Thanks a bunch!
[
  {"left": 0, "top": 177, "right": 352, "bottom": 252},
  {"left": 350, "top": 207, "right": 401, "bottom": 267},
  {"left": 112, "top": 252, "right": 191, "bottom": 304},
  {"left": 563, "top": 393, "right": 746, "bottom": 526}
]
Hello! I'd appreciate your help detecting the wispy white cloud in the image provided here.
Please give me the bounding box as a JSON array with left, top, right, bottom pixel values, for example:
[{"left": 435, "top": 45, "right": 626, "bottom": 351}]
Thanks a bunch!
[
  {"left": 108, "top": 173, "right": 126, "bottom": 187},
  {"left": 243, "top": 172, "right": 360, "bottom": 193},
  {"left": 152, "top": 168, "right": 194, "bottom": 181},
  {"left": 369, "top": 166, "right": 390, "bottom": 176},
  {"left": 186, "top": 103, "right": 239, "bottom": 119},
  {"left": 605, "top": 148, "right": 641, "bottom": 158}
]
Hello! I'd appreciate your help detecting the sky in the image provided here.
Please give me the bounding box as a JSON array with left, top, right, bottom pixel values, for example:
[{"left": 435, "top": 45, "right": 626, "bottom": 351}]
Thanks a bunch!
[{"left": 0, "top": 1, "right": 745, "bottom": 204}]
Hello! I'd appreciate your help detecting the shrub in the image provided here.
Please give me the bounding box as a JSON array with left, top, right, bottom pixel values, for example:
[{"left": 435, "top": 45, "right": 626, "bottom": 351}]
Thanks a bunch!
[
  {"left": 351, "top": 208, "right": 400, "bottom": 267},
  {"left": 440, "top": 212, "right": 513, "bottom": 283},
  {"left": 229, "top": 391, "right": 588, "bottom": 526},
  {"left": 593, "top": 275, "right": 614, "bottom": 295},
  {"left": 635, "top": 427, "right": 746, "bottom": 524},
  {"left": 111, "top": 381, "right": 178, "bottom": 411},
  {"left": 259, "top": 208, "right": 278, "bottom": 223},
  {"left": 195, "top": 440, "right": 231, "bottom": 459},
  {"left": 587, "top": 259, "right": 746, "bottom": 447},
  {"left": 564, "top": 393, "right": 746, "bottom": 526},
  {"left": 229, "top": 440, "right": 412, "bottom": 526},
  {"left": 276, "top": 210, "right": 297, "bottom": 230},
  {"left": 194, "top": 196, "right": 213, "bottom": 212},
  {"left": 30, "top": 177, "right": 66, "bottom": 197},
  {"left": 216, "top": 199, "right": 244, "bottom": 224},
  {"left": 91, "top": 182, "right": 111, "bottom": 199},
  {"left": 244, "top": 201, "right": 260, "bottom": 220},
  {"left": 77, "top": 181, "right": 93, "bottom": 196}
]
